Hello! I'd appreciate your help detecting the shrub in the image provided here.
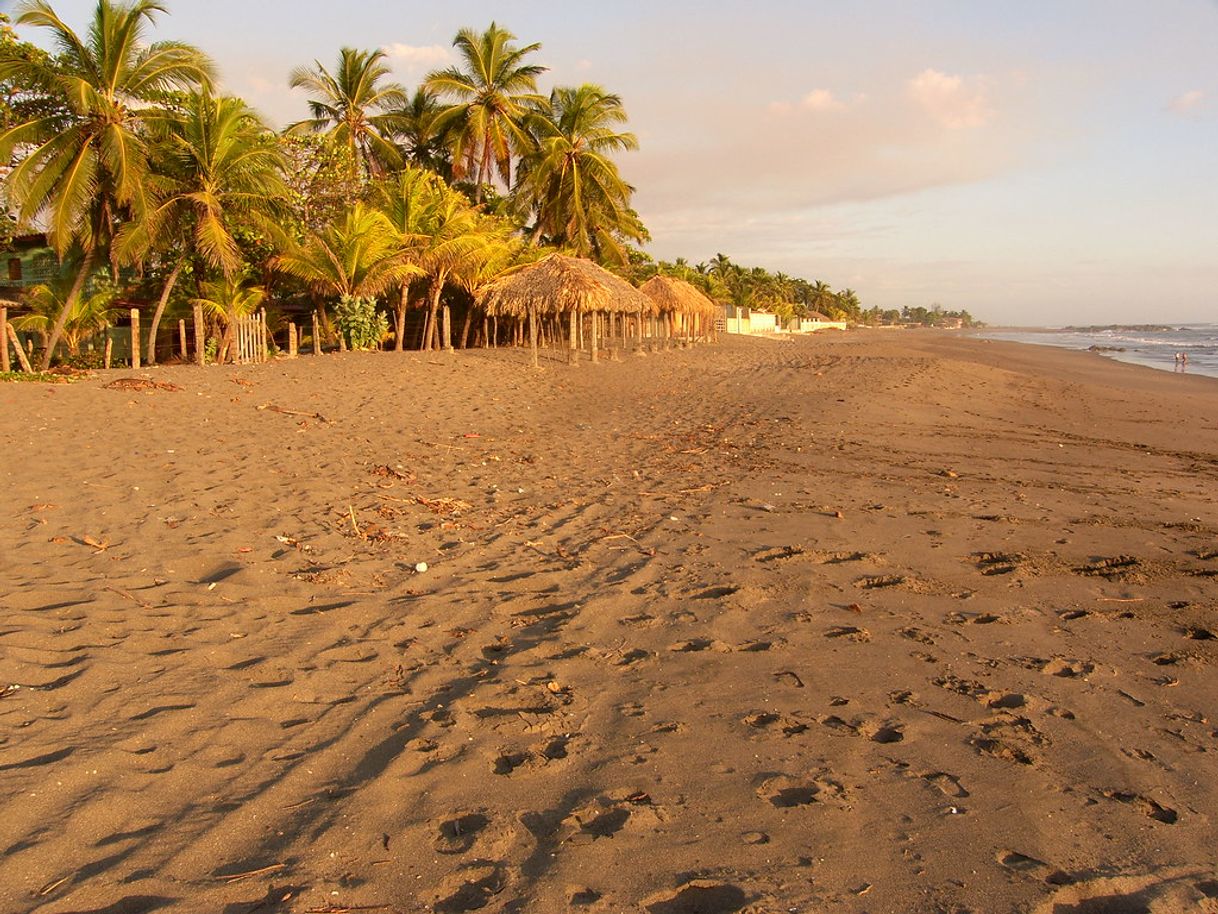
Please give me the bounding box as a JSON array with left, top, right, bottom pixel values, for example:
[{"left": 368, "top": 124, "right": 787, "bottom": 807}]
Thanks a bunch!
[{"left": 334, "top": 295, "right": 388, "bottom": 351}]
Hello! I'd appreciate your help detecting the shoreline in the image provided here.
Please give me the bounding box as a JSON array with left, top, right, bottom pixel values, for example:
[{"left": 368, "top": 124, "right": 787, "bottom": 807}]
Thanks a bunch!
[
  {"left": 972, "top": 326, "right": 1218, "bottom": 380},
  {"left": 2, "top": 333, "right": 1215, "bottom": 914}
]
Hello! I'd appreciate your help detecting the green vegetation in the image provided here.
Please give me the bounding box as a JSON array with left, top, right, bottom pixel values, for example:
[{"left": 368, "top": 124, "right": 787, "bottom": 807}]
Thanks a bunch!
[{"left": 0, "top": 1, "right": 966, "bottom": 369}]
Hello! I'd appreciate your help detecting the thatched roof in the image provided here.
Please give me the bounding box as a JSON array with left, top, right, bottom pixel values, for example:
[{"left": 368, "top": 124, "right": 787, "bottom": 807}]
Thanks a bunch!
[
  {"left": 478, "top": 254, "right": 651, "bottom": 317},
  {"left": 640, "top": 276, "right": 718, "bottom": 319}
]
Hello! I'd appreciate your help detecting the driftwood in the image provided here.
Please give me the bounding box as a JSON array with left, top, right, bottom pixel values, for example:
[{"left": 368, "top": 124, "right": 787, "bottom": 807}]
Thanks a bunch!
[
  {"left": 256, "top": 402, "right": 330, "bottom": 423},
  {"left": 104, "top": 377, "right": 182, "bottom": 392}
]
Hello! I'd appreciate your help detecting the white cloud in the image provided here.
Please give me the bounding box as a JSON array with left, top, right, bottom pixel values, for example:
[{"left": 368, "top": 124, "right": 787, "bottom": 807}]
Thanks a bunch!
[
  {"left": 907, "top": 68, "right": 994, "bottom": 129},
  {"left": 1168, "top": 89, "right": 1205, "bottom": 114},
  {"left": 802, "top": 89, "right": 846, "bottom": 112},
  {"left": 382, "top": 43, "right": 452, "bottom": 71}
]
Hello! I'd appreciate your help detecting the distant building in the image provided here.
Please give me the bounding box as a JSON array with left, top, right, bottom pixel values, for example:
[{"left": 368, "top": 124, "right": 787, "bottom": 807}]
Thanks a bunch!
[{"left": 0, "top": 233, "right": 58, "bottom": 300}]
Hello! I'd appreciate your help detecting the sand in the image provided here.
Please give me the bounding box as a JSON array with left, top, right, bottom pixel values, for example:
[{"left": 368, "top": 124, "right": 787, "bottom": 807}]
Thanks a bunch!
[{"left": 1, "top": 332, "right": 1216, "bottom": 914}]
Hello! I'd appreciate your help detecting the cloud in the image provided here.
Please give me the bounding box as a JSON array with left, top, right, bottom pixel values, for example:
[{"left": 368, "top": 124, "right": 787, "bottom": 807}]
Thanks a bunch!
[
  {"left": 907, "top": 68, "right": 994, "bottom": 129},
  {"left": 1168, "top": 89, "right": 1205, "bottom": 114},
  {"left": 802, "top": 89, "right": 846, "bottom": 112},
  {"left": 768, "top": 89, "right": 860, "bottom": 116},
  {"left": 382, "top": 43, "right": 452, "bottom": 70}
]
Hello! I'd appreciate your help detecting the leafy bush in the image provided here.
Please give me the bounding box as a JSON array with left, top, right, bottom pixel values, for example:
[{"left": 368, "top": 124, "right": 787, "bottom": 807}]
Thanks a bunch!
[{"left": 334, "top": 295, "right": 388, "bottom": 351}]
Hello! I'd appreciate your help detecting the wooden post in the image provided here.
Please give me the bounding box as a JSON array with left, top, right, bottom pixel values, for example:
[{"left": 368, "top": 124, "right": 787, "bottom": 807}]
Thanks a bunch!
[
  {"left": 0, "top": 306, "right": 9, "bottom": 373},
  {"left": 312, "top": 311, "right": 321, "bottom": 354},
  {"left": 442, "top": 304, "right": 453, "bottom": 351},
  {"left": 590, "top": 311, "right": 599, "bottom": 363},
  {"left": 528, "top": 306, "right": 539, "bottom": 367},
  {"left": 288, "top": 322, "right": 298, "bottom": 357},
  {"left": 193, "top": 304, "right": 205, "bottom": 366},
  {"left": 178, "top": 319, "right": 187, "bottom": 359},
  {"left": 104, "top": 333, "right": 112, "bottom": 370},
  {"left": 568, "top": 310, "right": 579, "bottom": 365},
  {"left": 259, "top": 309, "right": 268, "bottom": 362},
  {"left": 130, "top": 309, "right": 140, "bottom": 369},
  {"left": 6, "top": 323, "right": 32, "bottom": 372}
]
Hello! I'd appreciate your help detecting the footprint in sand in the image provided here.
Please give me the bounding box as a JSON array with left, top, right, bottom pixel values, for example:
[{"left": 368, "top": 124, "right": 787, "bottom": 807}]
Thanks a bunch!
[
  {"left": 434, "top": 811, "right": 490, "bottom": 854},
  {"left": 997, "top": 849, "right": 1048, "bottom": 872},
  {"left": 1099, "top": 789, "right": 1179, "bottom": 824},
  {"left": 644, "top": 881, "right": 749, "bottom": 914},
  {"left": 922, "top": 771, "right": 969, "bottom": 798},
  {"left": 432, "top": 862, "right": 507, "bottom": 913},
  {"left": 825, "top": 625, "right": 870, "bottom": 642}
]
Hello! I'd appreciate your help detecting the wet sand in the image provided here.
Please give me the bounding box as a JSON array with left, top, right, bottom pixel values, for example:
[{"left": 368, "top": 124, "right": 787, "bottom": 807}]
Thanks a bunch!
[{"left": 2, "top": 332, "right": 1217, "bottom": 914}]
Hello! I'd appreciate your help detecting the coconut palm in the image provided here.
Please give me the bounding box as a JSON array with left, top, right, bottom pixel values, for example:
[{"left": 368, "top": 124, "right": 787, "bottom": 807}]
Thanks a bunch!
[
  {"left": 274, "top": 202, "right": 419, "bottom": 308},
  {"left": 415, "top": 184, "right": 495, "bottom": 350},
  {"left": 373, "top": 167, "right": 440, "bottom": 349},
  {"left": 449, "top": 220, "right": 521, "bottom": 347},
  {"left": 515, "top": 84, "right": 645, "bottom": 265},
  {"left": 14, "top": 268, "right": 119, "bottom": 356},
  {"left": 118, "top": 91, "right": 288, "bottom": 363},
  {"left": 190, "top": 272, "right": 264, "bottom": 363},
  {"left": 0, "top": 0, "right": 214, "bottom": 368},
  {"left": 424, "top": 23, "right": 546, "bottom": 201},
  {"left": 836, "top": 288, "right": 861, "bottom": 319},
  {"left": 287, "top": 47, "right": 407, "bottom": 184},
  {"left": 396, "top": 87, "right": 454, "bottom": 179}
]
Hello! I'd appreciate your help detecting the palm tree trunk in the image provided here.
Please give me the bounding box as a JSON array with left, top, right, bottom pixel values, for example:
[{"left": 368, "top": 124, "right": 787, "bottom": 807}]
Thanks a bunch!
[
  {"left": 394, "top": 285, "right": 409, "bottom": 351},
  {"left": 146, "top": 260, "right": 185, "bottom": 366},
  {"left": 425, "top": 269, "right": 447, "bottom": 351},
  {"left": 39, "top": 248, "right": 96, "bottom": 370},
  {"left": 460, "top": 308, "right": 474, "bottom": 349}
]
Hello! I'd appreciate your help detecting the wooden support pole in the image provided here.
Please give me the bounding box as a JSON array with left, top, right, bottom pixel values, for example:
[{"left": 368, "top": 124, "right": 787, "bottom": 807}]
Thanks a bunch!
[
  {"left": 568, "top": 311, "right": 579, "bottom": 365},
  {"left": 288, "top": 322, "right": 298, "bottom": 357},
  {"left": 130, "top": 309, "right": 141, "bottom": 369},
  {"left": 528, "top": 306, "right": 539, "bottom": 368},
  {"left": 6, "top": 323, "right": 32, "bottom": 372},
  {"left": 193, "top": 304, "right": 205, "bottom": 366},
  {"left": 312, "top": 311, "right": 321, "bottom": 354},
  {"left": 590, "top": 311, "right": 599, "bottom": 364},
  {"left": 178, "top": 319, "right": 188, "bottom": 359},
  {"left": 0, "top": 306, "right": 9, "bottom": 373},
  {"left": 104, "top": 334, "right": 113, "bottom": 370},
  {"left": 442, "top": 304, "right": 453, "bottom": 351}
]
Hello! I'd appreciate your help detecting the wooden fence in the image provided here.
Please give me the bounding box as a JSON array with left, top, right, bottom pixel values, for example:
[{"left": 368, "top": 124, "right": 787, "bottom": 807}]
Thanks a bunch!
[{"left": 233, "top": 310, "right": 268, "bottom": 365}]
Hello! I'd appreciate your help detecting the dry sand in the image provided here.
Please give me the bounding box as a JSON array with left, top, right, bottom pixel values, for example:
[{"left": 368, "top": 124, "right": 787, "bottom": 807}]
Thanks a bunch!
[{"left": 1, "top": 333, "right": 1216, "bottom": 914}]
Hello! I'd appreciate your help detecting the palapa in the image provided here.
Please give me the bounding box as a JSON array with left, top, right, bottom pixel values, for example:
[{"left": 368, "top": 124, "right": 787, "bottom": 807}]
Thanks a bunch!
[
  {"left": 640, "top": 276, "right": 718, "bottom": 320},
  {"left": 478, "top": 254, "right": 650, "bottom": 318}
]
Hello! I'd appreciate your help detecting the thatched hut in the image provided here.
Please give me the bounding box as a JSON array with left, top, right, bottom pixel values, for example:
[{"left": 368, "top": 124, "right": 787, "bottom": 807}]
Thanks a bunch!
[
  {"left": 479, "top": 254, "right": 652, "bottom": 365},
  {"left": 640, "top": 276, "right": 719, "bottom": 344}
]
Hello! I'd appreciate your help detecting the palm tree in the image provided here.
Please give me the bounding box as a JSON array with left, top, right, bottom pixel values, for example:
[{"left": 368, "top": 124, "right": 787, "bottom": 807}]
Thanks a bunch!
[
  {"left": 118, "top": 91, "right": 288, "bottom": 363},
  {"left": 14, "top": 267, "right": 119, "bottom": 356},
  {"left": 190, "top": 272, "right": 264, "bottom": 364},
  {"left": 809, "top": 280, "right": 835, "bottom": 315},
  {"left": 424, "top": 23, "right": 546, "bottom": 201},
  {"left": 515, "top": 84, "right": 645, "bottom": 265},
  {"left": 414, "top": 185, "right": 494, "bottom": 351},
  {"left": 0, "top": 0, "right": 214, "bottom": 368},
  {"left": 374, "top": 167, "right": 441, "bottom": 349},
  {"left": 287, "top": 47, "right": 407, "bottom": 184},
  {"left": 396, "top": 87, "right": 454, "bottom": 179},
  {"left": 836, "top": 288, "right": 861, "bottom": 319},
  {"left": 274, "top": 202, "right": 419, "bottom": 307}
]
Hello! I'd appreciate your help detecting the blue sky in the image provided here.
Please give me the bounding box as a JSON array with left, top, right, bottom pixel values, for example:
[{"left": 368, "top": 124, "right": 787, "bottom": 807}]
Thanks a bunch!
[{"left": 5, "top": 0, "right": 1217, "bottom": 325}]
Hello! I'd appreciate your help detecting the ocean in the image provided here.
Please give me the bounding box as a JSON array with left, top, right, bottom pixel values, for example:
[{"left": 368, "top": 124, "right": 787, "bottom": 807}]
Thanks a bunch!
[{"left": 978, "top": 325, "right": 1218, "bottom": 380}]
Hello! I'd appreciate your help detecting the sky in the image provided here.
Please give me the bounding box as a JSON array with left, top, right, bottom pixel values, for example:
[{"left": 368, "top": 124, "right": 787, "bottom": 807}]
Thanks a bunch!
[{"left": 5, "top": 0, "right": 1217, "bottom": 326}]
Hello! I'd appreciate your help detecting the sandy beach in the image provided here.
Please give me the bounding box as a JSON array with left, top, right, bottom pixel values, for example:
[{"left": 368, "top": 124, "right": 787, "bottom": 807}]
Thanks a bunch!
[{"left": 2, "top": 332, "right": 1217, "bottom": 914}]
